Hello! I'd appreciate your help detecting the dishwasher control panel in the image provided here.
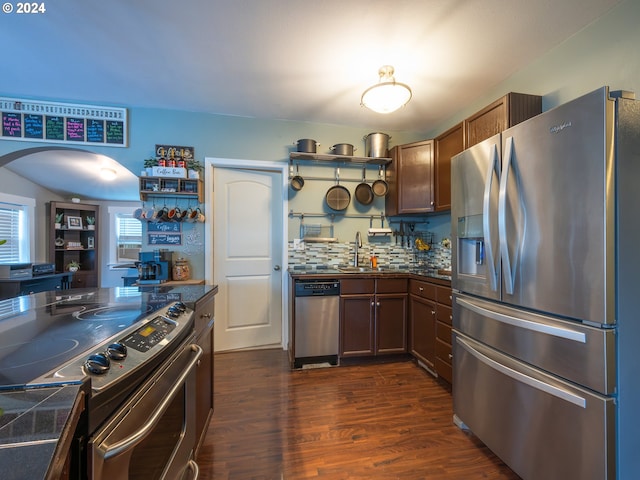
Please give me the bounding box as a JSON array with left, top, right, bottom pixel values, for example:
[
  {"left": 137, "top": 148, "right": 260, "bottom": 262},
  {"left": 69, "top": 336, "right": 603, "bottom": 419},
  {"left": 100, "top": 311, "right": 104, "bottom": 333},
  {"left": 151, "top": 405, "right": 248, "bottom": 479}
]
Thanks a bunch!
[{"left": 294, "top": 280, "right": 340, "bottom": 296}]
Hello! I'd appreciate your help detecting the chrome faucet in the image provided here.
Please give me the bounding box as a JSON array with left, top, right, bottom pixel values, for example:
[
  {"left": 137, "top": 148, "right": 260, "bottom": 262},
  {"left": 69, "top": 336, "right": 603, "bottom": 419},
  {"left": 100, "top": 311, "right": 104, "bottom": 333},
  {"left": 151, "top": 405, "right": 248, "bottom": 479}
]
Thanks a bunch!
[{"left": 353, "top": 231, "right": 362, "bottom": 267}]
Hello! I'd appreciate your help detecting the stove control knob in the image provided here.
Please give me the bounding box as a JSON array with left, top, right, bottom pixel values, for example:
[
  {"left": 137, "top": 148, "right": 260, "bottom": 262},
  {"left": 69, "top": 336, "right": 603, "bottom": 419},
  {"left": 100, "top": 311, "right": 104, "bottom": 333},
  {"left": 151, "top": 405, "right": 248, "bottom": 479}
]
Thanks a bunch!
[
  {"left": 85, "top": 353, "right": 110, "bottom": 375},
  {"left": 174, "top": 302, "right": 187, "bottom": 313},
  {"left": 106, "top": 342, "right": 127, "bottom": 361}
]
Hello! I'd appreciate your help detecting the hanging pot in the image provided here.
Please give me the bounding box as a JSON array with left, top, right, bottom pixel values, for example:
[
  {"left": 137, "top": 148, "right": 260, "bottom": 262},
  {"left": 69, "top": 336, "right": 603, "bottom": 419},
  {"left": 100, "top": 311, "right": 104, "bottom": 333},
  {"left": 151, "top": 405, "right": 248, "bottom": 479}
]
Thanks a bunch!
[
  {"left": 330, "top": 143, "right": 355, "bottom": 156},
  {"left": 290, "top": 163, "right": 304, "bottom": 191},
  {"left": 371, "top": 166, "right": 389, "bottom": 197},
  {"left": 364, "top": 132, "right": 391, "bottom": 158},
  {"left": 354, "top": 167, "right": 374, "bottom": 205},
  {"left": 295, "top": 138, "right": 319, "bottom": 153},
  {"left": 325, "top": 168, "right": 351, "bottom": 211}
]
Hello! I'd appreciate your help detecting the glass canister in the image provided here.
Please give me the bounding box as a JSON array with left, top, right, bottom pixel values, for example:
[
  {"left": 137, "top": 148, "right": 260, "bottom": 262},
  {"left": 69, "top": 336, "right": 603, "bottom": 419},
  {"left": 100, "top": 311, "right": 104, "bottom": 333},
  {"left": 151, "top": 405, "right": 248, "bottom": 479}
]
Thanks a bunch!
[{"left": 172, "top": 257, "right": 191, "bottom": 281}]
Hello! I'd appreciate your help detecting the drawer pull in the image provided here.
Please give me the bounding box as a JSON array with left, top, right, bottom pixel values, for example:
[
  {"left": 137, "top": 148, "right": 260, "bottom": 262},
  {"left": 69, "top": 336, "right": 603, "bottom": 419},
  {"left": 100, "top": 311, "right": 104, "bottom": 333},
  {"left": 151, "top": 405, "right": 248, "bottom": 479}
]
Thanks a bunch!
[
  {"left": 448, "top": 354, "right": 453, "bottom": 360},
  {"left": 419, "top": 287, "right": 424, "bottom": 292}
]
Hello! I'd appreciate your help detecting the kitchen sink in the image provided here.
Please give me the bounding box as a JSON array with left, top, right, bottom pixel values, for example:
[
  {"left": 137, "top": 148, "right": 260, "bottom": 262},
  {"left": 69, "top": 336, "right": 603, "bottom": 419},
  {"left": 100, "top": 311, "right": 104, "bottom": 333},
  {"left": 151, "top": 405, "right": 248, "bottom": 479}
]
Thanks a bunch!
[
  {"left": 337, "top": 266, "right": 394, "bottom": 274},
  {"left": 338, "top": 266, "right": 371, "bottom": 273}
]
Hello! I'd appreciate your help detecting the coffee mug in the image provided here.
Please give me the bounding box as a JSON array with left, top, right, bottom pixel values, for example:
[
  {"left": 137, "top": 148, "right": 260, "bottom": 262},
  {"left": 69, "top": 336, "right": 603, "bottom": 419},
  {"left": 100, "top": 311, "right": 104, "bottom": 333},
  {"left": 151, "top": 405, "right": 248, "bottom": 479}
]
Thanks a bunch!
[
  {"left": 188, "top": 207, "right": 203, "bottom": 223},
  {"left": 158, "top": 206, "right": 170, "bottom": 222},
  {"left": 144, "top": 207, "right": 156, "bottom": 220},
  {"left": 168, "top": 207, "right": 181, "bottom": 221},
  {"left": 133, "top": 208, "right": 144, "bottom": 220}
]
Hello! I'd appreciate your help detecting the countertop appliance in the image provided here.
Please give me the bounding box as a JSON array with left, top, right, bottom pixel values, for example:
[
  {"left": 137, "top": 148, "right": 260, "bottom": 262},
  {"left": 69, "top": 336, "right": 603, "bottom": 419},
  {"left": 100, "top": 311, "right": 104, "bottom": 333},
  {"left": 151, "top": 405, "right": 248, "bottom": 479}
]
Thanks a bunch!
[
  {"left": 0, "top": 289, "right": 200, "bottom": 480},
  {"left": 293, "top": 279, "right": 340, "bottom": 368},
  {"left": 136, "top": 250, "right": 172, "bottom": 284},
  {"left": 0, "top": 263, "right": 32, "bottom": 279},
  {"left": 450, "top": 86, "right": 639, "bottom": 479}
]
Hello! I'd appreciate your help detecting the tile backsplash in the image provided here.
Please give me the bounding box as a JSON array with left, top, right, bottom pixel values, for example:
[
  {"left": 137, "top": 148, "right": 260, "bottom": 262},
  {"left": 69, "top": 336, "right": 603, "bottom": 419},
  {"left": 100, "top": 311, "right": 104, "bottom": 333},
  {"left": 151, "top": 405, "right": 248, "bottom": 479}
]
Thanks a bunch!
[{"left": 288, "top": 240, "right": 451, "bottom": 271}]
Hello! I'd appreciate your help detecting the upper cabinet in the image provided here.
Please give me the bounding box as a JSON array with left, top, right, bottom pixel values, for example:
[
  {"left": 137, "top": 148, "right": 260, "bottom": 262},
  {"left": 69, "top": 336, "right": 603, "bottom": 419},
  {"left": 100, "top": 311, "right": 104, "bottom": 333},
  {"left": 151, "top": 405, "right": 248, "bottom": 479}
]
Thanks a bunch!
[
  {"left": 385, "top": 92, "right": 540, "bottom": 217},
  {"left": 434, "top": 122, "right": 464, "bottom": 212},
  {"left": 385, "top": 140, "right": 434, "bottom": 216},
  {"left": 464, "top": 92, "right": 542, "bottom": 148}
]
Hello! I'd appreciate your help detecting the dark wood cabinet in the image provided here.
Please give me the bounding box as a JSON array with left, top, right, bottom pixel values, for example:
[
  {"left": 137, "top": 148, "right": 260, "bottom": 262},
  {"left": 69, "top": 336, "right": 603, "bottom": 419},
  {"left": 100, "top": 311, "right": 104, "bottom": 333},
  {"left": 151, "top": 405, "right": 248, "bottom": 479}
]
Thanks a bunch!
[
  {"left": 434, "top": 122, "right": 464, "bottom": 212},
  {"left": 409, "top": 280, "right": 437, "bottom": 371},
  {"left": 464, "top": 92, "right": 542, "bottom": 148},
  {"left": 49, "top": 202, "right": 99, "bottom": 288},
  {"left": 409, "top": 278, "right": 452, "bottom": 382},
  {"left": 385, "top": 140, "right": 435, "bottom": 216},
  {"left": 193, "top": 290, "right": 215, "bottom": 458},
  {"left": 434, "top": 285, "right": 453, "bottom": 383},
  {"left": 340, "top": 278, "right": 407, "bottom": 357}
]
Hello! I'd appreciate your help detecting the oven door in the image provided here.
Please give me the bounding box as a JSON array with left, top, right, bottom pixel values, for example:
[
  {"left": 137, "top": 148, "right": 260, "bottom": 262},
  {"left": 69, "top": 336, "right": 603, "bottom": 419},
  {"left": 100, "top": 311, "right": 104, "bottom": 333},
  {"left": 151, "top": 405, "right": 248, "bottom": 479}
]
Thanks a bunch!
[{"left": 90, "top": 337, "right": 202, "bottom": 480}]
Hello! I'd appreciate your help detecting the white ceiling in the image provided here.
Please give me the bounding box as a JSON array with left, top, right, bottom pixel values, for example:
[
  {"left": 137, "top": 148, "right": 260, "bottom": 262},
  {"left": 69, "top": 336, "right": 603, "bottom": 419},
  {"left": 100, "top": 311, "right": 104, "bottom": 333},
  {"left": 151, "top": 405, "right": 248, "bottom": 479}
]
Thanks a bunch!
[
  {"left": 1, "top": 0, "right": 621, "bottom": 131},
  {"left": 0, "top": 0, "right": 621, "bottom": 200}
]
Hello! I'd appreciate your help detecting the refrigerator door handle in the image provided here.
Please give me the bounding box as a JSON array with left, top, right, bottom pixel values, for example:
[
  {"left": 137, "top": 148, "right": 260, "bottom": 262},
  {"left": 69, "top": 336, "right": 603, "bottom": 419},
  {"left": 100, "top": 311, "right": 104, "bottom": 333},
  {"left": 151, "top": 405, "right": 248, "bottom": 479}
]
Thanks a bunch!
[
  {"left": 456, "top": 296, "right": 587, "bottom": 343},
  {"left": 482, "top": 143, "right": 499, "bottom": 291},
  {"left": 456, "top": 335, "right": 587, "bottom": 408},
  {"left": 498, "top": 136, "right": 515, "bottom": 294}
]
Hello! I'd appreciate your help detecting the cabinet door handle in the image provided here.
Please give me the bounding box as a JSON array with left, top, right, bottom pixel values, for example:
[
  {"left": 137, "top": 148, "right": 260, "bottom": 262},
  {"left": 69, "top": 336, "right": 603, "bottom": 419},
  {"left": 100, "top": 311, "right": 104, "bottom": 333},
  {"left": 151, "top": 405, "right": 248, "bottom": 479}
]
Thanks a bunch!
[
  {"left": 201, "top": 313, "right": 212, "bottom": 319},
  {"left": 448, "top": 354, "right": 453, "bottom": 360},
  {"left": 376, "top": 302, "right": 381, "bottom": 307},
  {"left": 431, "top": 310, "right": 436, "bottom": 315}
]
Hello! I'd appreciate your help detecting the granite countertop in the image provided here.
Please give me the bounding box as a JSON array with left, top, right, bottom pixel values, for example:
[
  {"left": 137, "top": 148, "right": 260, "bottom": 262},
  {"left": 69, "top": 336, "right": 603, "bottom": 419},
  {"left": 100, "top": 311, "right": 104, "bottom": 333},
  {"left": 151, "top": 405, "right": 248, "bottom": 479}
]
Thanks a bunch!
[
  {"left": 0, "top": 384, "right": 86, "bottom": 480},
  {"left": 288, "top": 266, "right": 452, "bottom": 283}
]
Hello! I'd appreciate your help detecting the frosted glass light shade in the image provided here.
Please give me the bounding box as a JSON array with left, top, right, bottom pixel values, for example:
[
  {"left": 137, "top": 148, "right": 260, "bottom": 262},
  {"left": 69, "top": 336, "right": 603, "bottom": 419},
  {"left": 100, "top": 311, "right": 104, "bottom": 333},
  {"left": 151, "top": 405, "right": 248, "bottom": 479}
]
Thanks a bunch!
[{"left": 361, "top": 66, "right": 412, "bottom": 114}]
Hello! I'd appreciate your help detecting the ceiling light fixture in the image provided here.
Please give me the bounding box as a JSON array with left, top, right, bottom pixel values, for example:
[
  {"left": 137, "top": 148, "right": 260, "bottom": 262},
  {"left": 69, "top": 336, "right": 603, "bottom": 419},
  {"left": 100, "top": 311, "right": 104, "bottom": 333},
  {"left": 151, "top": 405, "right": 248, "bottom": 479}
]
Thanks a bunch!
[
  {"left": 361, "top": 65, "right": 412, "bottom": 114},
  {"left": 100, "top": 167, "right": 117, "bottom": 181}
]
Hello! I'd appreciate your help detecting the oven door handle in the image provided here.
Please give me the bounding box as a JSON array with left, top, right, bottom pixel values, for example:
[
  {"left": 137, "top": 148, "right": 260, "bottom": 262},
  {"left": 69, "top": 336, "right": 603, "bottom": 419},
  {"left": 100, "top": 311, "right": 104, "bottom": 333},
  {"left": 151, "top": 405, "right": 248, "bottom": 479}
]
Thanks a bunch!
[{"left": 103, "top": 343, "right": 203, "bottom": 460}]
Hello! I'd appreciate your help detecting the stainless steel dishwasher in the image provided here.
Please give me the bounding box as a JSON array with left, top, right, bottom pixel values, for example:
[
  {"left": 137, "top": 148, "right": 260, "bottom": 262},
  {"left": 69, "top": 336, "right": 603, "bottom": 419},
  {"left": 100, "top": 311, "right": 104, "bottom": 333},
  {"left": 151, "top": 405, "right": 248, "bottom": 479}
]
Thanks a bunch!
[{"left": 294, "top": 279, "right": 340, "bottom": 368}]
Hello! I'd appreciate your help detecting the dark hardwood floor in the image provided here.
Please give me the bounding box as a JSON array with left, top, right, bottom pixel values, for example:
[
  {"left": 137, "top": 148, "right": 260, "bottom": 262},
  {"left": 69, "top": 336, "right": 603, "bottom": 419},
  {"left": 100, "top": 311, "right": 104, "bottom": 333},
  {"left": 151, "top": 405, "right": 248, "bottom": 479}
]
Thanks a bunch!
[{"left": 197, "top": 349, "right": 520, "bottom": 480}]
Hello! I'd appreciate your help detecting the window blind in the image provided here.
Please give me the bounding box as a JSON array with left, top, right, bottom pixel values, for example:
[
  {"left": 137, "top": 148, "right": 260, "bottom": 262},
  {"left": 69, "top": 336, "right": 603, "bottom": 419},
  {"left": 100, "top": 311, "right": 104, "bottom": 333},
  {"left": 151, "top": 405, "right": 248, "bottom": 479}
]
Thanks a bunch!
[{"left": 0, "top": 204, "right": 21, "bottom": 263}]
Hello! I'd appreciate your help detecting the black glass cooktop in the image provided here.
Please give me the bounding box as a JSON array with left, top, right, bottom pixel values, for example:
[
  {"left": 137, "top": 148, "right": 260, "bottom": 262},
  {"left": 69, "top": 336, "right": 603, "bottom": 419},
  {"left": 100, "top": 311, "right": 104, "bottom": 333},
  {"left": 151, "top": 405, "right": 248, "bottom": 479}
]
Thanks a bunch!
[{"left": 0, "top": 289, "right": 169, "bottom": 390}]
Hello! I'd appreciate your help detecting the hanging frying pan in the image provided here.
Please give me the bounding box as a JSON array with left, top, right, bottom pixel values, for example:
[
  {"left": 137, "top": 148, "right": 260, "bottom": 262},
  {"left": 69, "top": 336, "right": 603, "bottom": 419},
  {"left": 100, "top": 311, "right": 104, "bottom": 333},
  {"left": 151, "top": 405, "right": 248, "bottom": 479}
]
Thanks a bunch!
[
  {"left": 325, "top": 167, "right": 351, "bottom": 211},
  {"left": 355, "top": 167, "right": 374, "bottom": 205},
  {"left": 372, "top": 165, "right": 389, "bottom": 197},
  {"left": 290, "top": 163, "right": 304, "bottom": 191}
]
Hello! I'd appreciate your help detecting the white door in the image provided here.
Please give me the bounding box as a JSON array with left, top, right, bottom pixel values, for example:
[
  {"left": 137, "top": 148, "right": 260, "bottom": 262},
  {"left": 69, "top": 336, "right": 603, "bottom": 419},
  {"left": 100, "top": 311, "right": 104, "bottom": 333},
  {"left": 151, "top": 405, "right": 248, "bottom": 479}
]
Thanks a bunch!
[{"left": 212, "top": 167, "right": 283, "bottom": 351}]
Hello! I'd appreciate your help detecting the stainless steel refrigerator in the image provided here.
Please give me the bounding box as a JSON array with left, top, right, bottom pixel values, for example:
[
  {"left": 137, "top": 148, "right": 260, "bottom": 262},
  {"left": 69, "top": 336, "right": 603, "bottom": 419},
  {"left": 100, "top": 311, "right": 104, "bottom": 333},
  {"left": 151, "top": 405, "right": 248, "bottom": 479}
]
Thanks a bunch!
[{"left": 451, "top": 86, "right": 640, "bottom": 480}]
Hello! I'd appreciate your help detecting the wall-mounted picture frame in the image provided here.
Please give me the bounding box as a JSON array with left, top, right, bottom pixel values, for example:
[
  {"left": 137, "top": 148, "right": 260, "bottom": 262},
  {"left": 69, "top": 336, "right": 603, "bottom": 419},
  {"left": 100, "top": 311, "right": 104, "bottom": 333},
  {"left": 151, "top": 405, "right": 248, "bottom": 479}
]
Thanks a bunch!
[
  {"left": 67, "top": 216, "right": 83, "bottom": 230},
  {"left": 87, "top": 236, "right": 95, "bottom": 248}
]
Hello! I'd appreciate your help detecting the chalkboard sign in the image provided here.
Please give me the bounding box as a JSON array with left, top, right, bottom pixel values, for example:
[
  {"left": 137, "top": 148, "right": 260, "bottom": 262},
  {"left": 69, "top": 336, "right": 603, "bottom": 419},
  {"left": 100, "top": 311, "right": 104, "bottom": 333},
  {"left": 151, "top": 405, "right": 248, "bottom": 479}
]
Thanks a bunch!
[
  {"left": 148, "top": 233, "right": 182, "bottom": 245},
  {"left": 45, "top": 116, "right": 64, "bottom": 141},
  {"left": 0, "top": 97, "right": 127, "bottom": 147},
  {"left": 147, "top": 222, "right": 182, "bottom": 233},
  {"left": 86, "top": 119, "right": 104, "bottom": 143},
  {"left": 23, "top": 114, "right": 43, "bottom": 139},
  {"left": 66, "top": 117, "right": 85, "bottom": 141},
  {"left": 2, "top": 112, "right": 21, "bottom": 137},
  {"left": 106, "top": 120, "right": 124, "bottom": 144}
]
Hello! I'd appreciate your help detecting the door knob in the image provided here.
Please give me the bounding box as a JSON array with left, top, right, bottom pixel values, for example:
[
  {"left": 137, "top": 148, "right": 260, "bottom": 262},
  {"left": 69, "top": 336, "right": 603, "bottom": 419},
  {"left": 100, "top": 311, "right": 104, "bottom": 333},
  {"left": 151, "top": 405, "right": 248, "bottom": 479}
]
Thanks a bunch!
[{"left": 274, "top": 265, "right": 281, "bottom": 271}]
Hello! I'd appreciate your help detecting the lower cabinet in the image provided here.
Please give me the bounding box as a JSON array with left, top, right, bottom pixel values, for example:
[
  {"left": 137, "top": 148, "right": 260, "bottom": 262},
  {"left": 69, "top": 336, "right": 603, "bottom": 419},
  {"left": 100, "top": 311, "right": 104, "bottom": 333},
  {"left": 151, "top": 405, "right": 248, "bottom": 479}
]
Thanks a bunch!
[
  {"left": 409, "top": 278, "right": 452, "bottom": 382},
  {"left": 409, "top": 286, "right": 436, "bottom": 371},
  {"left": 340, "top": 278, "right": 407, "bottom": 357},
  {"left": 192, "top": 290, "right": 215, "bottom": 458},
  {"left": 434, "top": 286, "right": 453, "bottom": 382}
]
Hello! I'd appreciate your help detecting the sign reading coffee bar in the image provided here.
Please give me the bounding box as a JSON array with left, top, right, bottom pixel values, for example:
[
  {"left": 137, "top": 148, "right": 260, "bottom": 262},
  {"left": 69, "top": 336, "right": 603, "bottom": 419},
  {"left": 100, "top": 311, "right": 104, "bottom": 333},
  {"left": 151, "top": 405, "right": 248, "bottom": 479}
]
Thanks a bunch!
[{"left": 1, "top": 97, "right": 127, "bottom": 147}]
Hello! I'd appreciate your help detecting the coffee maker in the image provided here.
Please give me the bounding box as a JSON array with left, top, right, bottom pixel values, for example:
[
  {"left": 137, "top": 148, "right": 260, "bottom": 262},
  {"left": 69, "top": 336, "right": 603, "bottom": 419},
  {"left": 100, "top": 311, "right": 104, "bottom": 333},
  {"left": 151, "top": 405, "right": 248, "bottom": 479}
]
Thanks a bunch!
[{"left": 136, "top": 250, "right": 172, "bottom": 284}]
